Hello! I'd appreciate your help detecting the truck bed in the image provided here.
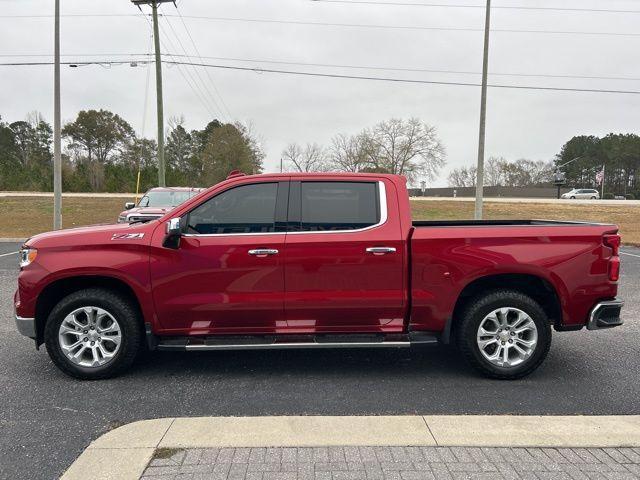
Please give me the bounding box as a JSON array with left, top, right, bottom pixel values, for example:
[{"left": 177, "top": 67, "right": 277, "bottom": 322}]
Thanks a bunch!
[
  {"left": 408, "top": 219, "right": 619, "bottom": 334},
  {"left": 412, "top": 219, "right": 610, "bottom": 227}
]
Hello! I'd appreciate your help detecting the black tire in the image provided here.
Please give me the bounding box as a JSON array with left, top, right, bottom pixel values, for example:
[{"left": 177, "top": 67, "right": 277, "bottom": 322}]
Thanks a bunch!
[
  {"left": 456, "top": 290, "right": 551, "bottom": 380},
  {"left": 570, "top": 196, "right": 576, "bottom": 199},
  {"left": 44, "top": 288, "right": 142, "bottom": 380},
  {"left": 591, "top": 196, "right": 597, "bottom": 200}
]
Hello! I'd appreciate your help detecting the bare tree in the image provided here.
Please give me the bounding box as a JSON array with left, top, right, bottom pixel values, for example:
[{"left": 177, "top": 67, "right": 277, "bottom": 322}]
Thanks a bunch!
[
  {"left": 282, "top": 142, "right": 329, "bottom": 172},
  {"left": 450, "top": 158, "right": 556, "bottom": 188},
  {"left": 485, "top": 156, "right": 507, "bottom": 186},
  {"left": 329, "top": 133, "right": 371, "bottom": 172},
  {"left": 362, "top": 118, "right": 446, "bottom": 183},
  {"left": 448, "top": 166, "right": 477, "bottom": 187}
]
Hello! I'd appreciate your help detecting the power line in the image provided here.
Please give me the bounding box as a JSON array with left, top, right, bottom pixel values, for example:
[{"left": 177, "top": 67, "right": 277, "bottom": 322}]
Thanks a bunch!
[
  {"left": 2, "top": 12, "right": 639, "bottom": 38},
  {"left": 309, "top": 0, "right": 640, "bottom": 14},
  {"left": 162, "top": 60, "right": 640, "bottom": 95},
  {"left": 4, "top": 57, "right": 640, "bottom": 85},
  {"left": 174, "top": 6, "right": 234, "bottom": 120},
  {"left": 161, "top": 14, "right": 227, "bottom": 119},
  {"left": 0, "top": 14, "right": 143, "bottom": 18},
  {"left": 158, "top": 53, "right": 640, "bottom": 83},
  {"left": 139, "top": 12, "right": 218, "bottom": 119},
  {"left": 166, "top": 14, "right": 640, "bottom": 38}
]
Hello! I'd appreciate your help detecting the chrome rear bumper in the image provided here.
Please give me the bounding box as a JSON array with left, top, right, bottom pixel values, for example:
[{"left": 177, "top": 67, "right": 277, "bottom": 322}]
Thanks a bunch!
[{"left": 587, "top": 299, "right": 624, "bottom": 330}]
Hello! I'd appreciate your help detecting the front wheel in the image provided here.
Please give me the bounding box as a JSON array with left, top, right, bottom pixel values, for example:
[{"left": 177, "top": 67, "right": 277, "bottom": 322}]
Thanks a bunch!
[
  {"left": 456, "top": 290, "right": 551, "bottom": 379},
  {"left": 44, "top": 288, "right": 142, "bottom": 380}
]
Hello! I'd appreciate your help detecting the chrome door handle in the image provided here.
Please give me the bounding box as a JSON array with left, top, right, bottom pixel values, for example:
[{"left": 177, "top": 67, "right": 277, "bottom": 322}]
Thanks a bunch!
[
  {"left": 248, "top": 249, "right": 279, "bottom": 256},
  {"left": 366, "top": 247, "right": 396, "bottom": 255}
]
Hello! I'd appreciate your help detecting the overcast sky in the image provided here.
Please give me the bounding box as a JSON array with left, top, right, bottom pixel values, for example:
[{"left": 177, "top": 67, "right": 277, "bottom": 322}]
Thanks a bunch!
[{"left": 1, "top": 0, "right": 639, "bottom": 186}]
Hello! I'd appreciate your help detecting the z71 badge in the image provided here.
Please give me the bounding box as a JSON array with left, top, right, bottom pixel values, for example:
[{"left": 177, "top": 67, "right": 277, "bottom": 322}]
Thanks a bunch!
[{"left": 111, "top": 233, "right": 145, "bottom": 240}]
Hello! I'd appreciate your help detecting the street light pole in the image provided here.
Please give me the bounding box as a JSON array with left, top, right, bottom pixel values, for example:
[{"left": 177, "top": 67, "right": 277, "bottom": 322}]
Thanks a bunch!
[
  {"left": 151, "top": 1, "right": 166, "bottom": 187},
  {"left": 474, "top": 0, "right": 491, "bottom": 220},
  {"left": 53, "top": 0, "right": 62, "bottom": 229}
]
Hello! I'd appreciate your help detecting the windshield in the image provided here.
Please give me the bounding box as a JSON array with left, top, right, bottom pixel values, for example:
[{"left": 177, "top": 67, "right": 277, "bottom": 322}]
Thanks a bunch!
[{"left": 137, "top": 190, "right": 195, "bottom": 208}]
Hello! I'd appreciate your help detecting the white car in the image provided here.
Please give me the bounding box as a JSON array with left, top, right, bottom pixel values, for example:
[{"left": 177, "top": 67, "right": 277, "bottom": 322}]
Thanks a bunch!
[{"left": 561, "top": 189, "right": 600, "bottom": 200}]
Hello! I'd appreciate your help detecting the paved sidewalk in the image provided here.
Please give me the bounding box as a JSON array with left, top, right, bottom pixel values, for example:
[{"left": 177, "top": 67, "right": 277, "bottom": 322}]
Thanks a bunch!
[
  {"left": 60, "top": 416, "right": 640, "bottom": 480},
  {"left": 142, "top": 445, "right": 640, "bottom": 479}
]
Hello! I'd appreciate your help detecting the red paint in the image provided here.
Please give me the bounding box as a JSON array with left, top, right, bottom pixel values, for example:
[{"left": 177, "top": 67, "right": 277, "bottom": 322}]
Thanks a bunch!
[{"left": 15, "top": 173, "right": 621, "bottom": 342}]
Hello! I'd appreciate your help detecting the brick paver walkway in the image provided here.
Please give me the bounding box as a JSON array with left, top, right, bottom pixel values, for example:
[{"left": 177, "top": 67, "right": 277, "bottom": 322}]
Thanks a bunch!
[{"left": 141, "top": 446, "right": 640, "bottom": 480}]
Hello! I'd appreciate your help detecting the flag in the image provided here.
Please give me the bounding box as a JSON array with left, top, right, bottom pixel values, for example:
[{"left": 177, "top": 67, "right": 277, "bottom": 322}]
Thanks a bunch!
[{"left": 596, "top": 167, "right": 605, "bottom": 185}]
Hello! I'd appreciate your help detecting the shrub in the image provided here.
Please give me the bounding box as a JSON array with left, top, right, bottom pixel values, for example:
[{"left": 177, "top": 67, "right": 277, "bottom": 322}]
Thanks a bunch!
[{"left": 625, "top": 193, "right": 635, "bottom": 200}]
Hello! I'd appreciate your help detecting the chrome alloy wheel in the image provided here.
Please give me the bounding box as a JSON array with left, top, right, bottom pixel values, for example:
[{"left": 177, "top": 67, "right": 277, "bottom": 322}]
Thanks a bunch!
[
  {"left": 476, "top": 307, "right": 538, "bottom": 368},
  {"left": 58, "top": 306, "right": 122, "bottom": 368}
]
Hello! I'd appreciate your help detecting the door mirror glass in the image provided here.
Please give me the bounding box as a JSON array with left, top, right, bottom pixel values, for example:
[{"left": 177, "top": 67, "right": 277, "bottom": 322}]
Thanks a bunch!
[
  {"left": 125, "top": 202, "right": 135, "bottom": 210},
  {"left": 163, "top": 217, "right": 183, "bottom": 249}
]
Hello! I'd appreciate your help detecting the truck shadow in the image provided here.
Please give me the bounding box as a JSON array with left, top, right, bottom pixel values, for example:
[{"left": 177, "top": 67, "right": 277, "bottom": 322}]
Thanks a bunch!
[{"left": 135, "top": 345, "right": 486, "bottom": 380}]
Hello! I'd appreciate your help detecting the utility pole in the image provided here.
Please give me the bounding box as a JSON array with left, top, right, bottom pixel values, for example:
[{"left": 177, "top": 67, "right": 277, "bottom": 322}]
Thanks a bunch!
[
  {"left": 132, "top": 0, "right": 173, "bottom": 187},
  {"left": 53, "top": 0, "right": 62, "bottom": 229},
  {"left": 474, "top": 0, "right": 491, "bottom": 220}
]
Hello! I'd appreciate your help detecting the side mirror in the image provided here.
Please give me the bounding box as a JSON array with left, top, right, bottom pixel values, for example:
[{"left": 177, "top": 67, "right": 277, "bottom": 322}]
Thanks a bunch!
[
  {"left": 125, "top": 202, "right": 135, "bottom": 210},
  {"left": 163, "top": 217, "right": 183, "bottom": 249}
]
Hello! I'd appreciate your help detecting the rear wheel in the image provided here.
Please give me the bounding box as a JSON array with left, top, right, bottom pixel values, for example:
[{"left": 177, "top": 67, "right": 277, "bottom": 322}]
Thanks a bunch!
[
  {"left": 44, "top": 288, "right": 142, "bottom": 380},
  {"left": 570, "top": 196, "right": 576, "bottom": 199},
  {"left": 456, "top": 290, "right": 551, "bottom": 379}
]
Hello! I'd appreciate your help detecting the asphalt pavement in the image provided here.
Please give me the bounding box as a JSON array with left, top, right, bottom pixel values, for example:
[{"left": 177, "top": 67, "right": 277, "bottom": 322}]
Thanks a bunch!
[{"left": 0, "top": 242, "right": 638, "bottom": 479}]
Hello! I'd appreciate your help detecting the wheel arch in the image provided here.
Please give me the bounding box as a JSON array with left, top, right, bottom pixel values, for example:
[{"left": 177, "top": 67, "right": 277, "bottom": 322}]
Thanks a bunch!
[
  {"left": 448, "top": 273, "right": 562, "bottom": 342},
  {"left": 34, "top": 275, "right": 144, "bottom": 348}
]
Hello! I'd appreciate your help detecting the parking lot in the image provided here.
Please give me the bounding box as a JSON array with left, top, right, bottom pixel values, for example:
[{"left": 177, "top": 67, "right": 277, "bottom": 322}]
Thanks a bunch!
[{"left": 0, "top": 242, "right": 638, "bottom": 479}]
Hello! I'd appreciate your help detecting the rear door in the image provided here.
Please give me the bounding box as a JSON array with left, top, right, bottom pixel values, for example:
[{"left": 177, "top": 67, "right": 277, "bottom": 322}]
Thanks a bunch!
[{"left": 283, "top": 178, "right": 405, "bottom": 333}]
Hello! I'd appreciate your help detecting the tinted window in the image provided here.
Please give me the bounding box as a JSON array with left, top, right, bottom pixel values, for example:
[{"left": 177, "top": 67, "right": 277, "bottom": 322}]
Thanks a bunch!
[
  {"left": 298, "top": 182, "right": 379, "bottom": 231},
  {"left": 187, "top": 183, "right": 278, "bottom": 234}
]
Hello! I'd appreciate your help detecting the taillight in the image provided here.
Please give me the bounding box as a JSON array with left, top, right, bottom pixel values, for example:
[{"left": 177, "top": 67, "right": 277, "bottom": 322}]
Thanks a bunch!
[
  {"left": 604, "top": 233, "right": 621, "bottom": 281},
  {"left": 609, "top": 257, "right": 621, "bottom": 282},
  {"left": 604, "top": 234, "right": 621, "bottom": 256}
]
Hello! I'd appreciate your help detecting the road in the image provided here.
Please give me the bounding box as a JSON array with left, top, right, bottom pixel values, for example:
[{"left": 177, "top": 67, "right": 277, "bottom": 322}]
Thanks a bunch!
[
  {"left": 0, "top": 243, "right": 638, "bottom": 479},
  {"left": 411, "top": 196, "right": 640, "bottom": 206}
]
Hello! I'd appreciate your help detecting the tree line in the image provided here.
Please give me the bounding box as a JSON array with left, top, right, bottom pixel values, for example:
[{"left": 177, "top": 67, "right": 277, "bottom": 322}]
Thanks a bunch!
[
  {"left": 448, "top": 133, "right": 640, "bottom": 198},
  {"left": 448, "top": 157, "right": 555, "bottom": 188},
  {"left": 556, "top": 134, "right": 640, "bottom": 197},
  {"left": 0, "top": 110, "right": 264, "bottom": 192}
]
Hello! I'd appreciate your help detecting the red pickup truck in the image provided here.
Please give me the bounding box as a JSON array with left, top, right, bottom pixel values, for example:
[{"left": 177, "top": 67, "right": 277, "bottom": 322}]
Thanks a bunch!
[{"left": 15, "top": 172, "right": 623, "bottom": 380}]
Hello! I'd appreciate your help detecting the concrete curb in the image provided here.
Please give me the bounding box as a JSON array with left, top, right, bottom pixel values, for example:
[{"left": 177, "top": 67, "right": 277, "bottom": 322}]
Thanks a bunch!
[
  {"left": 0, "top": 238, "right": 26, "bottom": 243},
  {"left": 61, "top": 415, "right": 640, "bottom": 479}
]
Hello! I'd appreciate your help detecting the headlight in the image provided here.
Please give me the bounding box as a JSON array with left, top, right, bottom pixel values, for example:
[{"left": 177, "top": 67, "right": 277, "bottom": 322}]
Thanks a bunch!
[
  {"left": 19, "top": 248, "right": 37, "bottom": 268},
  {"left": 117, "top": 215, "right": 127, "bottom": 223}
]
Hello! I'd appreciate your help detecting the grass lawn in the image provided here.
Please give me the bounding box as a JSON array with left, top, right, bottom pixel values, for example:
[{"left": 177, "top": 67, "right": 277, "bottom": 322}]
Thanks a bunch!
[
  {"left": 1, "top": 196, "right": 638, "bottom": 244},
  {"left": 2, "top": 196, "right": 129, "bottom": 238}
]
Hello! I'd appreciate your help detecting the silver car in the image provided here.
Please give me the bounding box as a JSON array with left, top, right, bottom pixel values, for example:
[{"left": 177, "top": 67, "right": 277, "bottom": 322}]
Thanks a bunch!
[{"left": 561, "top": 188, "right": 600, "bottom": 200}]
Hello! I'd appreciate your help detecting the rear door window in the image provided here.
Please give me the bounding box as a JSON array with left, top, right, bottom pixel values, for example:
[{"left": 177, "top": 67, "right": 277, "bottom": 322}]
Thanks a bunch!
[{"left": 293, "top": 181, "right": 380, "bottom": 231}]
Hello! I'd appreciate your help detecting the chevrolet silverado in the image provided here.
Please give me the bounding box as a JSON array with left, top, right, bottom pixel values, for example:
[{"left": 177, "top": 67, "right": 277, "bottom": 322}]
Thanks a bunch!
[{"left": 15, "top": 172, "right": 623, "bottom": 380}]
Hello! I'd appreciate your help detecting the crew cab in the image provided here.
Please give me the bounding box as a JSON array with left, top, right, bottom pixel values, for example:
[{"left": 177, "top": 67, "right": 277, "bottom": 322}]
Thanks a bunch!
[{"left": 15, "top": 173, "right": 623, "bottom": 380}]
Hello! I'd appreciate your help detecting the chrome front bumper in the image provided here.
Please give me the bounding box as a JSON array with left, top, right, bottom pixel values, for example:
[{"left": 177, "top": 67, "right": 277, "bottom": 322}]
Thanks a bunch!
[
  {"left": 15, "top": 314, "right": 36, "bottom": 338},
  {"left": 587, "top": 299, "right": 624, "bottom": 330}
]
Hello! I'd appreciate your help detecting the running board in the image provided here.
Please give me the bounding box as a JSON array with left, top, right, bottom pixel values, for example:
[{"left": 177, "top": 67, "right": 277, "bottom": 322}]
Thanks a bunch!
[{"left": 155, "top": 332, "right": 438, "bottom": 352}]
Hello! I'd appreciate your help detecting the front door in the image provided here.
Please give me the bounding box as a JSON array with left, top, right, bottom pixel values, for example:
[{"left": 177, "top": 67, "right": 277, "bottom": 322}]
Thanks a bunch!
[
  {"left": 284, "top": 179, "right": 406, "bottom": 333},
  {"left": 150, "top": 181, "right": 288, "bottom": 335}
]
